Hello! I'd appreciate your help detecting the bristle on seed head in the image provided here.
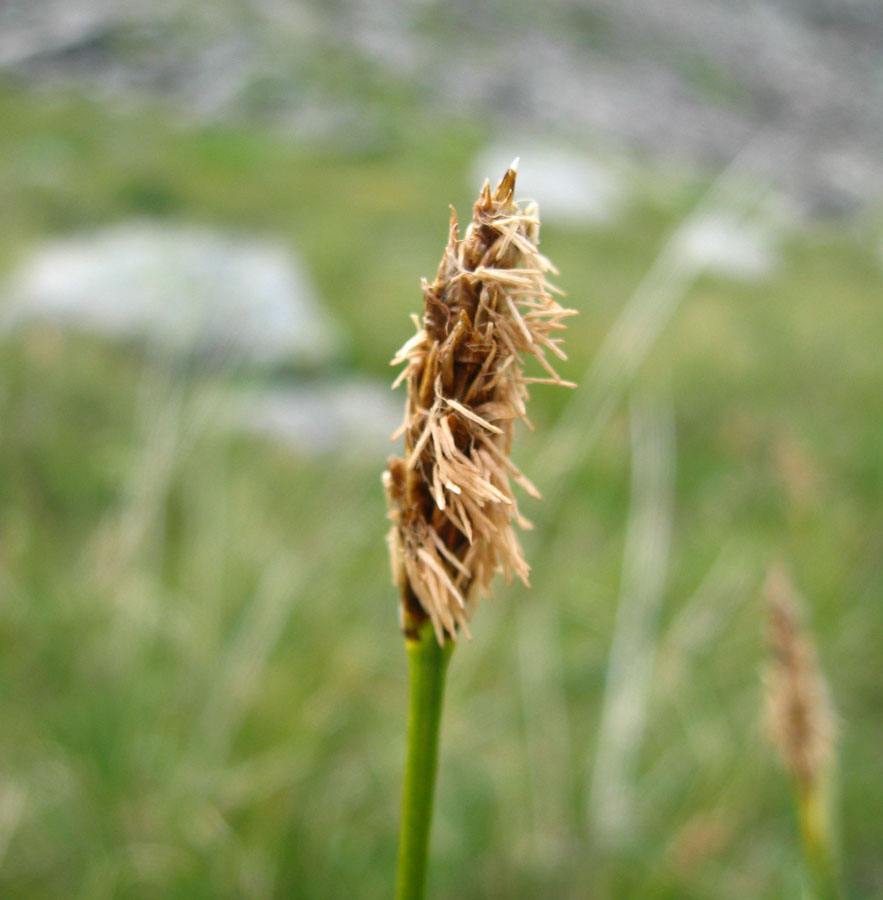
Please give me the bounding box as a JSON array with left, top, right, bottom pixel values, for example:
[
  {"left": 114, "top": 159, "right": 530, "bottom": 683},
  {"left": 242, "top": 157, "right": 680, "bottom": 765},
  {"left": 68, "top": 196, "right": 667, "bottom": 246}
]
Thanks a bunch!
[{"left": 384, "top": 166, "right": 577, "bottom": 643}]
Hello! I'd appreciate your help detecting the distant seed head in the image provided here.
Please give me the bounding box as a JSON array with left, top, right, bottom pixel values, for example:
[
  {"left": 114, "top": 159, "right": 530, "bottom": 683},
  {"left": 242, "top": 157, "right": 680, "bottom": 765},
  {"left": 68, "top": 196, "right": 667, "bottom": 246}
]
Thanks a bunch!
[
  {"left": 383, "top": 164, "right": 576, "bottom": 643},
  {"left": 763, "top": 565, "right": 835, "bottom": 787}
]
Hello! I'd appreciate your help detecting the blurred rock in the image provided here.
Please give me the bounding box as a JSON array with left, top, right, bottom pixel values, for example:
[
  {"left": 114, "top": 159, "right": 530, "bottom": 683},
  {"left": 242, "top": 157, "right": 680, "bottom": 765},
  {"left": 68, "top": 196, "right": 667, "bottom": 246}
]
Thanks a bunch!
[
  {"left": 472, "top": 143, "right": 625, "bottom": 225},
  {"left": 232, "top": 379, "right": 401, "bottom": 456},
  {"left": 0, "top": 1, "right": 133, "bottom": 68},
  {"left": 2, "top": 0, "right": 883, "bottom": 213},
  {"left": 0, "top": 223, "right": 340, "bottom": 367},
  {"left": 675, "top": 214, "right": 778, "bottom": 281}
]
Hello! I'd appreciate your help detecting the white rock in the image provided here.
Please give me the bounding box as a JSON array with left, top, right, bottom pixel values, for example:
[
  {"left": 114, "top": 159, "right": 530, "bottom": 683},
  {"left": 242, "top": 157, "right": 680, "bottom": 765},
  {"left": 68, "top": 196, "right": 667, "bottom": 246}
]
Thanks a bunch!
[
  {"left": 0, "top": 222, "right": 340, "bottom": 366},
  {"left": 472, "top": 142, "right": 626, "bottom": 226},
  {"left": 233, "top": 379, "right": 401, "bottom": 456},
  {"left": 675, "top": 213, "right": 778, "bottom": 280}
]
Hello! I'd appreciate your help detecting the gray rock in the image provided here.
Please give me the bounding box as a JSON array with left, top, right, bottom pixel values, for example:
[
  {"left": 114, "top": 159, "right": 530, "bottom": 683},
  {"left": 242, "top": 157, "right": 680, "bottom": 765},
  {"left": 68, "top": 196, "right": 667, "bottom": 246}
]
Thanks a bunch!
[
  {"left": 2, "top": 0, "right": 882, "bottom": 212},
  {"left": 232, "top": 379, "right": 402, "bottom": 456},
  {"left": 472, "top": 143, "right": 626, "bottom": 226},
  {"left": 1, "top": 222, "right": 340, "bottom": 367},
  {"left": 674, "top": 213, "right": 778, "bottom": 281}
]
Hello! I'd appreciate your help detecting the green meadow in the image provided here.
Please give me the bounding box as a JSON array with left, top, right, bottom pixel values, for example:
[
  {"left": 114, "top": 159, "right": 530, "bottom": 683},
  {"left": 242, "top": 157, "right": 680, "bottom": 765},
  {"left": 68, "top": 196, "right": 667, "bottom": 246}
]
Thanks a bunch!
[{"left": 0, "top": 83, "right": 881, "bottom": 899}]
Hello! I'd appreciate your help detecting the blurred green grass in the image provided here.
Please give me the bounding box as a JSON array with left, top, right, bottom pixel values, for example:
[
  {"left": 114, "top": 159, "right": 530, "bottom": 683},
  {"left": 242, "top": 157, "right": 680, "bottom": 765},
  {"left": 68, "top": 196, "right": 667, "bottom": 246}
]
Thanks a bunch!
[{"left": 0, "top": 83, "right": 881, "bottom": 899}]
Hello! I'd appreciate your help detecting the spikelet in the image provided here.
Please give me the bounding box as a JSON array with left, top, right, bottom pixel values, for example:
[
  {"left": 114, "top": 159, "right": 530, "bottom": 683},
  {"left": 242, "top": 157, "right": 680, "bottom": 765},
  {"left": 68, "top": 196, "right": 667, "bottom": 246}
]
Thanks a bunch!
[
  {"left": 383, "top": 163, "right": 576, "bottom": 643},
  {"left": 763, "top": 565, "right": 835, "bottom": 787}
]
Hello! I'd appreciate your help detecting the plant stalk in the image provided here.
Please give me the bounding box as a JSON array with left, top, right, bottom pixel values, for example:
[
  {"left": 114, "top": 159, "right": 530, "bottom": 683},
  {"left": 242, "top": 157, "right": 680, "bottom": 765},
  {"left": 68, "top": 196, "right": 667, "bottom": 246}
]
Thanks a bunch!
[
  {"left": 395, "top": 622, "right": 453, "bottom": 900},
  {"left": 796, "top": 777, "right": 844, "bottom": 900}
]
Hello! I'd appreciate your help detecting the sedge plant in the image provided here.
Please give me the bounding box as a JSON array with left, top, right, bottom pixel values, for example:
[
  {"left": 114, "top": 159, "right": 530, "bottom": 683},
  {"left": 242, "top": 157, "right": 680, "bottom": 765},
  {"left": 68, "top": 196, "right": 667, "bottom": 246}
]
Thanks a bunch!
[
  {"left": 764, "top": 565, "right": 844, "bottom": 900},
  {"left": 382, "top": 162, "right": 576, "bottom": 900}
]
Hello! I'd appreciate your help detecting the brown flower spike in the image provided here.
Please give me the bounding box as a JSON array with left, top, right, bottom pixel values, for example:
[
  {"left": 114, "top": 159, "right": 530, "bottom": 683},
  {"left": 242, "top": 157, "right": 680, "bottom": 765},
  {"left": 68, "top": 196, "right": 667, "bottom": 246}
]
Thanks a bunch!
[
  {"left": 764, "top": 565, "right": 835, "bottom": 788},
  {"left": 383, "top": 162, "right": 576, "bottom": 644}
]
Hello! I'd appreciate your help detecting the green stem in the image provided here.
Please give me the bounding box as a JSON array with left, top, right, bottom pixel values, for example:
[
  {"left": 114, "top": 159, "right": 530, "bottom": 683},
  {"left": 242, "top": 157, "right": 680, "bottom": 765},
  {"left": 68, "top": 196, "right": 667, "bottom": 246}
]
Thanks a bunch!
[
  {"left": 796, "top": 777, "right": 844, "bottom": 900},
  {"left": 395, "top": 622, "right": 453, "bottom": 900}
]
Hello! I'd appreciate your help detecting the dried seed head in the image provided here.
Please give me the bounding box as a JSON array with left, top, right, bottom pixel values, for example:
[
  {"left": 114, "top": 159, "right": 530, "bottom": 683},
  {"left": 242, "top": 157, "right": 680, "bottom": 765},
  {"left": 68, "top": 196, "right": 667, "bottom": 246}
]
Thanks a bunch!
[
  {"left": 383, "top": 163, "right": 577, "bottom": 643},
  {"left": 763, "top": 565, "right": 835, "bottom": 787}
]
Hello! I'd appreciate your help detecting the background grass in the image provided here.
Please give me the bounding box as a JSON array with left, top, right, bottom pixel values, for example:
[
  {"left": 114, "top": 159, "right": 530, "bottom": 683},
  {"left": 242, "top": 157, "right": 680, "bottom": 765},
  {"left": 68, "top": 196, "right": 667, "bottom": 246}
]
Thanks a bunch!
[{"left": 0, "top": 82, "right": 881, "bottom": 899}]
